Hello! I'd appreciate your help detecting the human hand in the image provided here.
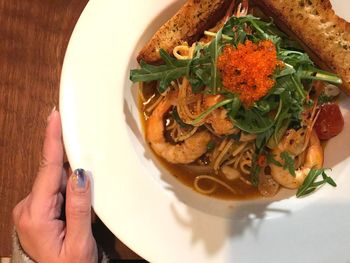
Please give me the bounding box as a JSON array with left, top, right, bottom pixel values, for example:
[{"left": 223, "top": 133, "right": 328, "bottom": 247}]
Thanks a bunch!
[{"left": 12, "top": 110, "right": 98, "bottom": 263}]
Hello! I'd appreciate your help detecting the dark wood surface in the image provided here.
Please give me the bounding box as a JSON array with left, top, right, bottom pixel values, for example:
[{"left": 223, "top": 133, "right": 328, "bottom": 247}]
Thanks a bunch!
[{"left": 0, "top": 0, "right": 141, "bottom": 259}]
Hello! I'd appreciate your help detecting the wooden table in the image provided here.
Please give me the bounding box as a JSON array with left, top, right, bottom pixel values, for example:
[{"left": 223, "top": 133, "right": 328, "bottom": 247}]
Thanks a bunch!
[{"left": 0, "top": 0, "right": 141, "bottom": 260}]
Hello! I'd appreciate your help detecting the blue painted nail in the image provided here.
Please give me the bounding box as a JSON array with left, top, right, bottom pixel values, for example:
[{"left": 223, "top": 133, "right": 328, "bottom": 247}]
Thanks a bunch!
[{"left": 73, "top": 168, "right": 87, "bottom": 190}]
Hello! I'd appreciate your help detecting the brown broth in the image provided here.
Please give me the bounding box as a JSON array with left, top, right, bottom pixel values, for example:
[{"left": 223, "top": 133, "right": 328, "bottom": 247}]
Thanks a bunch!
[
  {"left": 159, "top": 161, "right": 261, "bottom": 200},
  {"left": 138, "top": 89, "right": 261, "bottom": 200}
]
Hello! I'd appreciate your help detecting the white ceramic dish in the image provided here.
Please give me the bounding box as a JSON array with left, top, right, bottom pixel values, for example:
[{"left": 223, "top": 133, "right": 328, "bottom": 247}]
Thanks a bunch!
[{"left": 60, "top": 1, "right": 350, "bottom": 262}]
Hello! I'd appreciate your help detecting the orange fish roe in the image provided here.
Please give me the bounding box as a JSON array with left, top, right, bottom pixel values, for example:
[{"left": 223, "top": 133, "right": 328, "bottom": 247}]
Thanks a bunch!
[{"left": 217, "top": 40, "right": 282, "bottom": 106}]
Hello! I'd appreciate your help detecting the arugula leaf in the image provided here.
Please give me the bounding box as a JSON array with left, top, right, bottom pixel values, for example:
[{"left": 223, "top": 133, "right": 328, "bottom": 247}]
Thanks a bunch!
[
  {"left": 188, "top": 45, "right": 212, "bottom": 92},
  {"left": 233, "top": 108, "right": 274, "bottom": 134},
  {"left": 249, "top": 17, "right": 280, "bottom": 44},
  {"left": 254, "top": 100, "right": 271, "bottom": 114},
  {"left": 191, "top": 99, "right": 233, "bottom": 125},
  {"left": 274, "top": 63, "right": 295, "bottom": 79},
  {"left": 296, "top": 169, "right": 336, "bottom": 198},
  {"left": 267, "top": 114, "right": 291, "bottom": 149},
  {"left": 256, "top": 128, "right": 274, "bottom": 150},
  {"left": 130, "top": 49, "right": 190, "bottom": 93},
  {"left": 280, "top": 151, "right": 296, "bottom": 177},
  {"left": 278, "top": 49, "right": 313, "bottom": 68},
  {"left": 266, "top": 153, "right": 283, "bottom": 167},
  {"left": 208, "top": 29, "right": 223, "bottom": 94},
  {"left": 226, "top": 95, "right": 241, "bottom": 119},
  {"left": 222, "top": 15, "right": 281, "bottom": 46},
  {"left": 249, "top": 146, "right": 267, "bottom": 186},
  {"left": 275, "top": 76, "right": 304, "bottom": 120},
  {"left": 291, "top": 75, "right": 307, "bottom": 100},
  {"left": 323, "top": 173, "right": 337, "bottom": 187},
  {"left": 250, "top": 156, "right": 261, "bottom": 187},
  {"left": 297, "top": 65, "right": 343, "bottom": 85},
  {"left": 172, "top": 107, "right": 190, "bottom": 128},
  {"left": 222, "top": 16, "right": 248, "bottom": 45}
]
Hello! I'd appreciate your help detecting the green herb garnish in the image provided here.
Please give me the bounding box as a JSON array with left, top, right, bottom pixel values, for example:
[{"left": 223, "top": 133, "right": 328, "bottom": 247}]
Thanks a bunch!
[
  {"left": 280, "top": 151, "right": 296, "bottom": 177},
  {"left": 191, "top": 98, "right": 233, "bottom": 125},
  {"left": 172, "top": 107, "right": 190, "bottom": 128},
  {"left": 266, "top": 153, "right": 283, "bottom": 167},
  {"left": 296, "top": 169, "right": 337, "bottom": 197},
  {"left": 130, "top": 49, "right": 190, "bottom": 93}
]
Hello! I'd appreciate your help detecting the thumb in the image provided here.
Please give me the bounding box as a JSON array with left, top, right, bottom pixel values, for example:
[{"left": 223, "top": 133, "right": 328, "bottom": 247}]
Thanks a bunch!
[{"left": 65, "top": 169, "right": 93, "bottom": 242}]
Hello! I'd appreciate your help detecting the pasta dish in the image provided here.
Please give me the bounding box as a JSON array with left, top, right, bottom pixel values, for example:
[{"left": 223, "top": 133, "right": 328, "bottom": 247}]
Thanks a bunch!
[{"left": 130, "top": 0, "right": 345, "bottom": 199}]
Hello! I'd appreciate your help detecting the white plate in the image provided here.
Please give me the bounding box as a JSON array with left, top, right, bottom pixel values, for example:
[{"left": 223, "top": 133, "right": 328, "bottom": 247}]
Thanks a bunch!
[{"left": 60, "top": 1, "right": 350, "bottom": 262}]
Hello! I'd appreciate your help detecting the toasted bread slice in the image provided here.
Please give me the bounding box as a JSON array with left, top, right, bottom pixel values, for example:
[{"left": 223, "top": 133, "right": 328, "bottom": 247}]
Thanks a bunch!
[
  {"left": 137, "top": 0, "right": 231, "bottom": 64},
  {"left": 254, "top": 0, "right": 350, "bottom": 95}
]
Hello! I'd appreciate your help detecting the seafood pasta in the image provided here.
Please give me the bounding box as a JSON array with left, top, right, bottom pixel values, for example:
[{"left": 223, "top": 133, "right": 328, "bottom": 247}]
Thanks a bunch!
[{"left": 130, "top": 1, "right": 345, "bottom": 199}]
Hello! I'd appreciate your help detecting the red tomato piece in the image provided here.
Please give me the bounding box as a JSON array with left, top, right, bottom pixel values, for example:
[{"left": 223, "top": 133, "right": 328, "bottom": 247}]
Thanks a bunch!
[{"left": 314, "top": 103, "right": 344, "bottom": 140}]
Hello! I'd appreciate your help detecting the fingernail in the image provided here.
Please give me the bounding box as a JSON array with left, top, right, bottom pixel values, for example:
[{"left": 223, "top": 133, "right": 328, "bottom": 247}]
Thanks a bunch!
[
  {"left": 72, "top": 168, "right": 87, "bottom": 192},
  {"left": 47, "top": 106, "right": 57, "bottom": 122}
]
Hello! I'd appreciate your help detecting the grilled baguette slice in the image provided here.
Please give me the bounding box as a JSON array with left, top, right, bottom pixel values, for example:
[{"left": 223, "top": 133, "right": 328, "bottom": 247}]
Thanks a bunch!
[
  {"left": 137, "top": 0, "right": 231, "bottom": 64},
  {"left": 254, "top": 0, "right": 350, "bottom": 95}
]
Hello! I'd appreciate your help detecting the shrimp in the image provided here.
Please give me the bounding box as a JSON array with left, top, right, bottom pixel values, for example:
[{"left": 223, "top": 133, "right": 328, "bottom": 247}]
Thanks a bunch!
[
  {"left": 277, "top": 128, "right": 307, "bottom": 156},
  {"left": 234, "top": 0, "right": 249, "bottom": 17},
  {"left": 270, "top": 129, "right": 323, "bottom": 189},
  {"left": 203, "top": 95, "right": 238, "bottom": 135},
  {"left": 147, "top": 97, "right": 211, "bottom": 164}
]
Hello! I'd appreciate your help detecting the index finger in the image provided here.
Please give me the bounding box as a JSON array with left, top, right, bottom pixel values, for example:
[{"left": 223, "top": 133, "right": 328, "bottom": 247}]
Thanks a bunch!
[{"left": 31, "top": 109, "right": 64, "bottom": 206}]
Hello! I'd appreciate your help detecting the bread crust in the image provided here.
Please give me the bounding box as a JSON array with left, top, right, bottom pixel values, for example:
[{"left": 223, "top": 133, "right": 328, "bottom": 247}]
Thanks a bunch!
[
  {"left": 137, "top": 0, "right": 231, "bottom": 64},
  {"left": 254, "top": 0, "right": 350, "bottom": 95}
]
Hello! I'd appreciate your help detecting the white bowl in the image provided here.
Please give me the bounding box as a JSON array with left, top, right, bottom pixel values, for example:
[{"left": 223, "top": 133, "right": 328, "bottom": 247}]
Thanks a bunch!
[{"left": 60, "top": 1, "right": 350, "bottom": 262}]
